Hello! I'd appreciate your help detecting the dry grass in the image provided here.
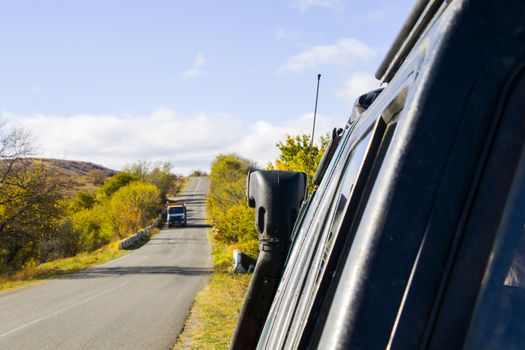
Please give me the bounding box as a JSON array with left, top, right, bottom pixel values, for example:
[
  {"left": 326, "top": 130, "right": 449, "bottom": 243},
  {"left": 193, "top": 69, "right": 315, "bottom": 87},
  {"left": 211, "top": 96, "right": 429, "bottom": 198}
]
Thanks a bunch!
[
  {"left": 0, "top": 242, "right": 127, "bottom": 294},
  {"left": 173, "top": 272, "right": 251, "bottom": 350}
]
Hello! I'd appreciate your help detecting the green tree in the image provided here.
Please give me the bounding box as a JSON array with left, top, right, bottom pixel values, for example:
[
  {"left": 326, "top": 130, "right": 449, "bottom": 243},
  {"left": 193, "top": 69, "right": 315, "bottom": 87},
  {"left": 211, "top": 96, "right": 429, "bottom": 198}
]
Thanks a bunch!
[
  {"left": 122, "top": 161, "right": 150, "bottom": 181},
  {"left": 190, "top": 169, "right": 208, "bottom": 176},
  {"left": 207, "top": 154, "right": 256, "bottom": 222},
  {"left": 268, "top": 133, "right": 329, "bottom": 189},
  {"left": 147, "top": 162, "right": 176, "bottom": 200},
  {"left": 70, "top": 191, "right": 96, "bottom": 211},
  {"left": 97, "top": 172, "right": 138, "bottom": 201},
  {"left": 124, "top": 161, "right": 178, "bottom": 200}
]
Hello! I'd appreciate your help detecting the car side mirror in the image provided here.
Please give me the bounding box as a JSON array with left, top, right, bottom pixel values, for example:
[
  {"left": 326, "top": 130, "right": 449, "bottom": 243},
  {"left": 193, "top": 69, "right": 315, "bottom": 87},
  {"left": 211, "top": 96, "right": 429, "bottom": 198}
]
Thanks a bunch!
[
  {"left": 247, "top": 170, "right": 307, "bottom": 246},
  {"left": 230, "top": 170, "right": 306, "bottom": 350}
]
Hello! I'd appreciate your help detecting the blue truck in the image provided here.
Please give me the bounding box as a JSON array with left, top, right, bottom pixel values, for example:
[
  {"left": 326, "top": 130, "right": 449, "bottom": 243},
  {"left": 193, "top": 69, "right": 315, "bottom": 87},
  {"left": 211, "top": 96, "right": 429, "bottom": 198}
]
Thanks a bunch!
[{"left": 167, "top": 202, "right": 187, "bottom": 228}]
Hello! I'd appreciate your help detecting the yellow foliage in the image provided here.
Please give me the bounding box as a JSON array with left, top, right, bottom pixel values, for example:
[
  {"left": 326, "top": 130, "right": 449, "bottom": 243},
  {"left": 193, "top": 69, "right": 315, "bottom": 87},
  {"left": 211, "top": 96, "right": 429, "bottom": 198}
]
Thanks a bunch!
[
  {"left": 72, "top": 180, "right": 161, "bottom": 251},
  {"left": 108, "top": 181, "right": 160, "bottom": 238},
  {"left": 207, "top": 154, "right": 255, "bottom": 223},
  {"left": 214, "top": 204, "right": 257, "bottom": 244}
]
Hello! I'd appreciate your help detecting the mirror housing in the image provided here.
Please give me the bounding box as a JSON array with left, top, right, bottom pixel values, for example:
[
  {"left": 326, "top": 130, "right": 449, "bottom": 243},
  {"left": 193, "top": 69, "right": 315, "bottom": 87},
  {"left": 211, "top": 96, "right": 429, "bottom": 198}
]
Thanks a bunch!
[
  {"left": 230, "top": 170, "right": 306, "bottom": 350},
  {"left": 348, "top": 88, "right": 384, "bottom": 124},
  {"left": 247, "top": 170, "right": 307, "bottom": 249}
]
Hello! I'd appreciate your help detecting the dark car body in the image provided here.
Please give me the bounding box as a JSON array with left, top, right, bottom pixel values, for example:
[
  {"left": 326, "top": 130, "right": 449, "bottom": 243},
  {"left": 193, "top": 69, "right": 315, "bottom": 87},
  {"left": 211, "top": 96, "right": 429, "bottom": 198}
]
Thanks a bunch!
[
  {"left": 232, "top": 0, "right": 525, "bottom": 349},
  {"left": 167, "top": 204, "right": 187, "bottom": 228}
]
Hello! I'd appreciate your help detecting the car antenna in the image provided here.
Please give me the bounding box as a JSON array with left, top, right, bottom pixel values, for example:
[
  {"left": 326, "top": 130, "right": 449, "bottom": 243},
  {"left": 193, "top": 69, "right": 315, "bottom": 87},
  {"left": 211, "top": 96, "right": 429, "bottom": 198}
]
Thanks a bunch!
[{"left": 306, "top": 73, "right": 321, "bottom": 197}]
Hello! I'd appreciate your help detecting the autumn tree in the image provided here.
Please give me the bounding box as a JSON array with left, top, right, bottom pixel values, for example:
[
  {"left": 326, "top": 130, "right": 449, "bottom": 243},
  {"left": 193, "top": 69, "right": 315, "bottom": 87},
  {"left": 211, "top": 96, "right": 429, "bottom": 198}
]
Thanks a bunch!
[
  {"left": 190, "top": 169, "right": 208, "bottom": 176},
  {"left": 147, "top": 162, "right": 177, "bottom": 200},
  {"left": 0, "top": 162, "right": 68, "bottom": 272},
  {"left": 70, "top": 191, "right": 96, "bottom": 211},
  {"left": 207, "top": 154, "right": 259, "bottom": 268},
  {"left": 123, "top": 160, "right": 150, "bottom": 180},
  {"left": 88, "top": 169, "right": 107, "bottom": 185},
  {"left": 108, "top": 181, "right": 160, "bottom": 238},
  {"left": 97, "top": 172, "right": 139, "bottom": 201},
  {"left": 207, "top": 154, "right": 256, "bottom": 221},
  {"left": 268, "top": 133, "right": 330, "bottom": 189},
  {"left": 0, "top": 123, "right": 68, "bottom": 272},
  {"left": 124, "top": 161, "right": 178, "bottom": 200}
]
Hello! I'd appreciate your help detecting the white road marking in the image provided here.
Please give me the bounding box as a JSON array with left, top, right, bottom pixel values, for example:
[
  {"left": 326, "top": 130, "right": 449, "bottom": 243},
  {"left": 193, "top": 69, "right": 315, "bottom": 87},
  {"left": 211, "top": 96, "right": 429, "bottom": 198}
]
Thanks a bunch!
[
  {"left": 0, "top": 277, "right": 134, "bottom": 338},
  {"left": 193, "top": 177, "right": 202, "bottom": 194}
]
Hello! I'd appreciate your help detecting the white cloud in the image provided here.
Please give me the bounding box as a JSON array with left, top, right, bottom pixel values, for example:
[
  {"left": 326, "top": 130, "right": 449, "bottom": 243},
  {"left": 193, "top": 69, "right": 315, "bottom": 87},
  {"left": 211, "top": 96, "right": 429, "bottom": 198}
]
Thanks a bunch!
[
  {"left": 230, "top": 113, "right": 341, "bottom": 166},
  {"left": 181, "top": 53, "right": 206, "bottom": 78},
  {"left": 279, "top": 38, "right": 376, "bottom": 73},
  {"left": 5, "top": 109, "right": 345, "bottom": 175},
  {"left": 292, "top": 0, "right": 342, "bottom": 11},
  {"left": 335, "top": 71, "right": 379, "bottom": 107}
]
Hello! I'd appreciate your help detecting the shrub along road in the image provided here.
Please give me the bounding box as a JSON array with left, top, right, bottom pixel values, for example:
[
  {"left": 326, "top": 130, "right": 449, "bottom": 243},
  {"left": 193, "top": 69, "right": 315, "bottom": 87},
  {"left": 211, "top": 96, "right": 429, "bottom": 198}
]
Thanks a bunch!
[{"left": 0, "top": 177, "right": 211, "bottom": 350}]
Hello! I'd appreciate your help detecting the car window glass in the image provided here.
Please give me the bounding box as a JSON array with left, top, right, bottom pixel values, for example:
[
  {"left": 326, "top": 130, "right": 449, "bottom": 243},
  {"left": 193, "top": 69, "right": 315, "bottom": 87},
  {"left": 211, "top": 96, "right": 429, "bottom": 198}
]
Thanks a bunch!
[
  {"left": 169, "top": 207, "right": 183, "bottom": 214},
  {"left": 285, "top": 131, "right": 374, "bottom": 347}
]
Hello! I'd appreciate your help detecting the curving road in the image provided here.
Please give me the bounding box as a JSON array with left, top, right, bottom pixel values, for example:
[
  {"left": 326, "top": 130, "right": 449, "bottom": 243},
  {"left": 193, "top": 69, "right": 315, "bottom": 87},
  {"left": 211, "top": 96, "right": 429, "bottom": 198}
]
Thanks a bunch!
[{"left": 0, "top": 177, "right": 211, "bottom": 350}]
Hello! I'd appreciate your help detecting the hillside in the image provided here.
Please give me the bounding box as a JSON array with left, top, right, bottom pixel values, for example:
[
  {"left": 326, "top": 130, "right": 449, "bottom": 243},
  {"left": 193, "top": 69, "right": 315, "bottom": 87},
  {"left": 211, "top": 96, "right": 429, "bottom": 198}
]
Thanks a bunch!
[{"left": 29, "top": 158, "right": 117, "bottom": 196}]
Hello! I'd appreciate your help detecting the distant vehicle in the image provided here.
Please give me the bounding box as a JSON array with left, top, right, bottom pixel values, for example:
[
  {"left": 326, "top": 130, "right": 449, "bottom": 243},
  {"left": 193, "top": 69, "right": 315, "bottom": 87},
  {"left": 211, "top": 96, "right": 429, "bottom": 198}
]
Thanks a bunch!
[
  {"left": 231, "top": 0, "right": 525, "bottom": 349},
  {"left": 167, "top": 202, "right": 187, "bottom": 228}
]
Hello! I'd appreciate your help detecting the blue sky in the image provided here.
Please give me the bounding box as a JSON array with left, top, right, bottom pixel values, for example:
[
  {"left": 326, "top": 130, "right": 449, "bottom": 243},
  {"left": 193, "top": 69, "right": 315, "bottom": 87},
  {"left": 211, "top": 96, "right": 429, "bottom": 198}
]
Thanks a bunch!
[{"left": 0, "top": 0, "right": 416, "bottom": 174}]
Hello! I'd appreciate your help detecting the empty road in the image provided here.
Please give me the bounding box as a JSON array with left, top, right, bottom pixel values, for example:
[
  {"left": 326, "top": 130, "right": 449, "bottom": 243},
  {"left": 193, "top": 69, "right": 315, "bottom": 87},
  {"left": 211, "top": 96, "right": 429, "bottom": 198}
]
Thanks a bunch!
[{"left": 0, "top": 177, "right": 211, "bottom": 350}]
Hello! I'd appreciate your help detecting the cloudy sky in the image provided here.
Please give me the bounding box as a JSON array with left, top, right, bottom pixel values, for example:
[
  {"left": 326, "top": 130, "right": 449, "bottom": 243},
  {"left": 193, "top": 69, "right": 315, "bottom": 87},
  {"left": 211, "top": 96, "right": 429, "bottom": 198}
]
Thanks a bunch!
[{"left": 0, "top": 0, "right": 416, "bottom": 174}]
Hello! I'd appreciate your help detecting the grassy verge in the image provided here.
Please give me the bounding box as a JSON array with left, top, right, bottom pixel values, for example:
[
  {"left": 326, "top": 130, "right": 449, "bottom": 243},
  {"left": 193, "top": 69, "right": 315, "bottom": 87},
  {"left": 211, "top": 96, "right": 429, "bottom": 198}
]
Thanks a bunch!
[
  {"left": 173, "top": 233, "right": 252, "bottom": 350},
  {"left": 173, "top": 272, "right": 251, "bottom": 350},
  {"left": 0, "top": 241, "right": 127, "bottom": 294}
]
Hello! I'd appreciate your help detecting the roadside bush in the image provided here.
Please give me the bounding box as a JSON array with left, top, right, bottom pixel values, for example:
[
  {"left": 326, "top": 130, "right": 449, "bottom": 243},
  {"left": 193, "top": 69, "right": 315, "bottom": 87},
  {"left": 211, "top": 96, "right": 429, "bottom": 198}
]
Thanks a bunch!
[
  {"left": 215, "top": 204, "right": 257, "bottom": 244},
  {"left": 207, "top": 154, "right": 259, "bottom": 270},
  {"left": 70, "top": 191, "right": 96, "bottom": 211},
  {"left": 108, "top": 181, "right": 160, "bottom": 238},
  {"left": 38, "top": 216, "right": 82, "bottom": 261},
  {"left": 207, "top": 154, "right": 256, "bottom": 223},
  {"left": 73, "top": 205, "right": 113, "bottom": 251},
  {"left": 212, "top": 237, "right": 258, "bottom": 273}
]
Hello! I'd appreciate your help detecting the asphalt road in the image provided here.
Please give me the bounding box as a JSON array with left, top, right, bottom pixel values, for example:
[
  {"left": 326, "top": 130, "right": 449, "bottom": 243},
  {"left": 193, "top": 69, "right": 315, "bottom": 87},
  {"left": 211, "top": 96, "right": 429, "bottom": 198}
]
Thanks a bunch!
[{"left": 0, "top": 177, "right": 212, "bottom": 350}]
